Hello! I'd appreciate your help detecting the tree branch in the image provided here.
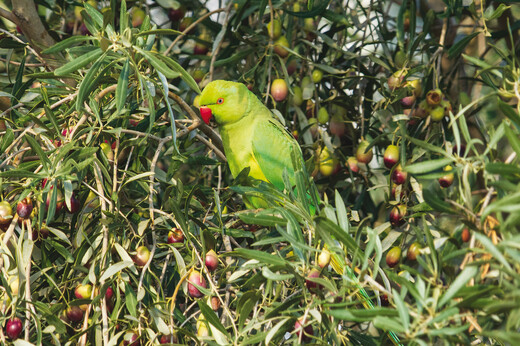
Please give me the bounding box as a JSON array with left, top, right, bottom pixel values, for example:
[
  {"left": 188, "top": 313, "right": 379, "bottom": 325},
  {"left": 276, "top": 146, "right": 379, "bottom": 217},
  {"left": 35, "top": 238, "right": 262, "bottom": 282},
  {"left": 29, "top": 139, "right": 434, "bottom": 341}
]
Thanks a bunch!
[
  {"left": 0, "top": 7, "right": 18, "bottom": 25},
  {"left": 10, "top": 0, "right": 62, "bottom": 71}
]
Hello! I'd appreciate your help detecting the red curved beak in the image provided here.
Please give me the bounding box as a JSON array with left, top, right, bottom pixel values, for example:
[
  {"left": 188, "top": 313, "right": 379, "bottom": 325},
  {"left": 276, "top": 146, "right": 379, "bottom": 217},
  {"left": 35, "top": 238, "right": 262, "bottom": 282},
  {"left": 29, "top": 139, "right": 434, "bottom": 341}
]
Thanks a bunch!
[{"left": 200, "top": 106, "right": 213, "bottom": 125}]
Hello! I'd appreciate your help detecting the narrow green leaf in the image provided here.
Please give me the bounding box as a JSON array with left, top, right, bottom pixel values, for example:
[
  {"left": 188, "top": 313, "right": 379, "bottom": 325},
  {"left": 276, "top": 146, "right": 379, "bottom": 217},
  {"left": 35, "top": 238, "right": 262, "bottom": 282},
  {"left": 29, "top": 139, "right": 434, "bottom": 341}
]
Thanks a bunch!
[
  {"left": 429, "top": 324, "right": 470, "bottom": 336},
  {"left": 326, "top": 308, "right": 398, "bottom": 321},
  {"left": 373, "top": 316, "right": 406, "bottom": 333},
  {"left": 396, "top": 1, "right": 407, "bottom": 49},
  {"left": 12, "top": 56, "right": 26, "bottom": 99},
  {"left": 122, "top": 172, "right": 155, "bottom": 186},
  {"left": 24, "top": 135, "right": 50, "bottom": 171},
  {"left": 100, "top": 261, "right": 134, "bottom": 282},
  {"left": 76, "top": 54, "right": 106, "bottom": 110},
  {"left": 486, "top": 162, "right": 520, "bottom": 176},
  {"left": 252, "top": 236, "right": 285, "bottom": 246},
  {"left": 214, "top": 48, "right": 254, "bottom": 68},
  {"left": 385, "top": 271, "right": 426, "bottom": 307},
  {"left": 149, "top": 307, "right": 169, "bottom": 335},
  {"left": 55, "top": 48, "right": 103, "bottom": 76},
  {"left": 171, "top": 247, "right": 186, "bottom": 279},
  {"left": 115, "top": 58, "right": 130, "bottom": 114},
  {"left": 242, "top": 332, "right": 269, "bottom": 345},
  {"left": 457, "top": 106, "right": 472, "bottom": 147},
  {"left": 485, "top": 4, "right": 510, "bottom": 21},
  {"left": 335, "top": 190, "right": 349, "bottom": 233},
  {"left": 232, "top": 248, "right": 287, "bottom": 266},
  {"left": 119, "top": 0, "right": 128, "bottom": 32},
  {"left": 46, "top": 181, "right": 58, "bottom": 224},
  {"left": 448, "top": 32, "right": 480, "bottom": 59},
  {"left": 482, "top": 190, "right": 520, "bottom": 219},
  {"left": 294, "top": 170, "right": 310, "bottom": 215},
  {"left": 136, "top": 48, "right": 180, "bottom": 79},
  {"left": 1, "top": 128, "right": 14, "bottom": 153},
  {"left": 125, "top": 282, "right": 137, "bottom": 317},
  {"left": 423, "top": 190, "right": 455, "bottom": 214},
  {"left": 461, "top": 53, "right": 494, "bottom": 70},
  {"left": 405, "top": 135, "right": 449, "bottom": 156},
  {"left": 238, "top": 291, "right": 261, "bottom": 329},
  {"left": 504, "top": 125, "right": 520, "bottom": 156},
  {"left": 482, "top": 331, "right": 520, "bottom": 344},
  {"left": 315, "top": 217, "right": 362, "bottom": 256},
  {"left": 136, "top": 29, "right": 182, "bottom": 37},
  {"left": 265, "top": 318, "right": 290, "bottom": 345},
  {"left": 474, "top": 232, "right": 513, "bottom": 272},
  {"left": 429, "top": 307, "right": 459, "bottom": 325},
  {"left": 84, "top": 2, "right": 104, "bottom": 26},
  {"left": 405, "top": 157, "right": 453, "bottom": 174},
  {"left": 43, "top": 105, "right": 61, "bottom": 135},
  {"left": 47, "top": 226, "right": 72, "bottom": 246},
  {"left": 42, "top": 36, "right": 92, "bottom": 54},
  {"left": 25, "top": 72, "right": 77, "bottom": 79},
  {"left": 262, "top": 266, "right": 294, "bottom": 281},
  {"left": 392, "top": 288, "right": 409, "bottom": 332},
  {"left": 276, "top": 207, "right": 305, "bottom": 244},
  {"left": 258, "top": 0, "right": 268, "bottom": 19},
  {"left": 483, "top": 122, "right": 505, "bottom": 156},
  {"left": 438, "top": 266, "right": 478, "bottom": 307},
  {"left": 47, "top": 240, "right": 74, "bottom": 263},
  {"left": 238, "top": 210, "right": 287, "bottom": 226},
  {"left": 198, "top": 300, "right": 229, "bottom": 337},
  {"left": 157, "top": 54, "right": 200, "bottom": 93},
  {"left": 0, "top": 169, "right": 42, "bottom": 179},
  {"left": 498, "top": 100, "right": 520, "bottom": 128}
]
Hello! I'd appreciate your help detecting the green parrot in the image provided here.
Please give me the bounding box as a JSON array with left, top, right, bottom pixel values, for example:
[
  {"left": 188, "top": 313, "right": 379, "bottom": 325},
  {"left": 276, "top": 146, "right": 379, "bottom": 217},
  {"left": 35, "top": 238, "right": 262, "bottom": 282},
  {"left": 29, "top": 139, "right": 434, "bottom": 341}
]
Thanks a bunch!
[
  {"left": 198, "top": 80, "right": 303, "bottom": 192},
  {"left": 198, "top": 80, "right": 402, "bottom": 346}
]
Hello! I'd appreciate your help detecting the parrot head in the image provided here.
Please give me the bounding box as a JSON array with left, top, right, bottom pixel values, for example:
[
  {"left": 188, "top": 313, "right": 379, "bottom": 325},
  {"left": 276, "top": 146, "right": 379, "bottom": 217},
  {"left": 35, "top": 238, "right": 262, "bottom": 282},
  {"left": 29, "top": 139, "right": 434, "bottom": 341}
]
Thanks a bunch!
[{"left": 199, "top": 80, "right": 250, "bottom": 126}]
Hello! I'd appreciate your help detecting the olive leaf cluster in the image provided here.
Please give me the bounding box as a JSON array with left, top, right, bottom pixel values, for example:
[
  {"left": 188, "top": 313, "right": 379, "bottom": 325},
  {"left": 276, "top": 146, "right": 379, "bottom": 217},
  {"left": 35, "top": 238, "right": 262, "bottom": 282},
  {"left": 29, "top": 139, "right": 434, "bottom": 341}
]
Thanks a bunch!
[{"left": 0, "top": 0, "right": 519, "bottom": 345}]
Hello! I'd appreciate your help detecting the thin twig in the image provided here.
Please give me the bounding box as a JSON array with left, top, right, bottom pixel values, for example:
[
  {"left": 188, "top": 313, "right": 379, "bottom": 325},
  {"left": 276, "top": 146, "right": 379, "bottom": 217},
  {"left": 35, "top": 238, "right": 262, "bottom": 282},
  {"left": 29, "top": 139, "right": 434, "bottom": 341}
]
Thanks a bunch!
[
  {"left": 24, "top": 220, "right": 35, "bottom": 341},
  {"left": 169, "top": 270, "right": 191, "bottom": 316},
  {"left": 0, "top": 7, "right": 18, "bottom": 24},
  {"left": 445, "top": 198, "right": 477, "bottom": 222},
  {"left": 1, "top": 214, "right": 19, "bottom": 247},
  {"left": 111, "top": 137, "right": 119, "bottom": 204},
  {"left": 264, "top": 0, "right": 275, "bottom": 103},
  {"left": 0, "top": 147, "right": 31, "bottom": 169},
  {"left": 163, "top": 8, "right": 225, "bottom": 56},
  {"left": 93, "top": 161, "right": 110, "bottom": 345},
  {"left": 137, "top": 232, "right": 157, "bottom": 334},
  {"left": 120, "top": 128, "right": 168, "bottom": 142},
  {"left": 0, "top": 102, "right": 24, "bottom": 118},
  {"left": 167, "top": 90, "right": 226, "bottom": 157},
  {"left": 95, "top": 84, "right": 118, "bottom": 102},
  {"left": 1, "top": 92, "right": 77, "bottom": 161},
  {"left": 159, "top": 253, "right": 171, "bottom": 290},
  {"left": 435, "top": 15, "right": 449, "bottom": 87},
  {"left": 0, "top": 57, "right": 45, "bottom": 67},
  {"left": 0, "top": 28, "right": 44, "bottom": 67},
  {"left": 176, "top": 122, "right": 227, "bottom": 162},
  {"left": 193, "top": 246, "right": 238, "bottom": 336},
  {"left": 209, "top": 3, "right": 234, "bottom": 81}
]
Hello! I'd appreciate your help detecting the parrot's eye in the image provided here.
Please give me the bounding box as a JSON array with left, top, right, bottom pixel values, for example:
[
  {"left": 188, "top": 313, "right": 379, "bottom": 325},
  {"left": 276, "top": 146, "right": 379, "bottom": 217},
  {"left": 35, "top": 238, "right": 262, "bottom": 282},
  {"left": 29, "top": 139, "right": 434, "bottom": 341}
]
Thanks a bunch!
[{"left": 217, "top": 98, "right": 224, "bottom": 104}]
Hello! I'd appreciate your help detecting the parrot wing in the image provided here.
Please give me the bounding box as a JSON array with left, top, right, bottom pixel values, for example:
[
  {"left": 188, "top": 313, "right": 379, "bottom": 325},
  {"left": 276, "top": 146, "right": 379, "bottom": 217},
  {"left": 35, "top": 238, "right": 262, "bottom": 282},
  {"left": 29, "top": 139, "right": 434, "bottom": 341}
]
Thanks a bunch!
[{"left": 251, "top": 118, "right": 302, "bottom": 191}]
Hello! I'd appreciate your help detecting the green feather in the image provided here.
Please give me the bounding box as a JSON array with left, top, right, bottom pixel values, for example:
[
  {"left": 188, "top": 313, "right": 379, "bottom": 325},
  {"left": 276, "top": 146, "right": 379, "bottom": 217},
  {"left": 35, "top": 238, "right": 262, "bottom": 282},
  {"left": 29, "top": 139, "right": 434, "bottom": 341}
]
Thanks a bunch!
[{"left": 199, "top": 80, "right": 301, "bottom": 191}]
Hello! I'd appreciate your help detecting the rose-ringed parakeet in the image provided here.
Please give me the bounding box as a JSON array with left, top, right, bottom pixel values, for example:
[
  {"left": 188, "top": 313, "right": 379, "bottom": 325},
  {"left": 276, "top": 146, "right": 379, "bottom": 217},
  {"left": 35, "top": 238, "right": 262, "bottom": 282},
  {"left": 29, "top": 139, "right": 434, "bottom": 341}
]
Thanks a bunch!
[
  {"left": 198, "top": 80, "right": 303, "bottom": 192},
  {"left": 198, "top": 80, "right": 402, "bottom": 345}
]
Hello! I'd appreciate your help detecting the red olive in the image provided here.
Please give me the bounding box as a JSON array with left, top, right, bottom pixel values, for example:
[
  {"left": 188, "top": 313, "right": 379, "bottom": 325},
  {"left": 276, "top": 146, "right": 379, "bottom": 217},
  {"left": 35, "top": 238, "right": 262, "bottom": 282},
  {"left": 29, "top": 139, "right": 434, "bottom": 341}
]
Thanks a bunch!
[{"left": 187, "top": 271, "right": 206, "bottom": 298}]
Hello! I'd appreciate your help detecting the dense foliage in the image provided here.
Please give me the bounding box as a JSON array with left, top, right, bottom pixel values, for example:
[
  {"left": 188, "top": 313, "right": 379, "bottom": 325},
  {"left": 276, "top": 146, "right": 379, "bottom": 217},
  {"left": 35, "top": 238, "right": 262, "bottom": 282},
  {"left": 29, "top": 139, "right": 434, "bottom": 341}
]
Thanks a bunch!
[{"left": 0, "top": 0, "right": 519, "bottom": 344}]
